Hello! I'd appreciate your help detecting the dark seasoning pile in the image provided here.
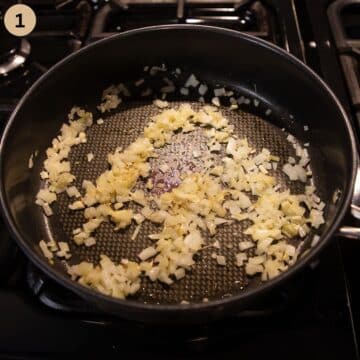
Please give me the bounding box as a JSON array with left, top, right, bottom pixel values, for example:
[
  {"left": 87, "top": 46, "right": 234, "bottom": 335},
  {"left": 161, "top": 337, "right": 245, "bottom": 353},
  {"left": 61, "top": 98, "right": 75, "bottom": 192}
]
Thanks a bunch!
[
  {"left": 34, "top": 64, "right": 325, "bottom": 304},
  {"left": 150, "top": 129, "right": 214, "bottom": 195}
]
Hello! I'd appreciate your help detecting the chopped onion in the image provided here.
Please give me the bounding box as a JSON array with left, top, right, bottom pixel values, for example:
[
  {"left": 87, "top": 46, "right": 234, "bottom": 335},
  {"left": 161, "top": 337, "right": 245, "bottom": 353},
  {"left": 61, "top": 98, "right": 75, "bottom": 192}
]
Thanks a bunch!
[
  {"left": 138, "top": 247, "right": 157, "bottom": 261},
  {"left": 311, "top": 235, "right": 320, "bottom": 247},
  {"left": 332, "top": 189, "right": 341, "bottom": 204},
  {"left": 212, "top": 240, "right": 220, "bottom": 249},
  {"left": 69, "top": 200, "right": 85, "bottom": 210},
  {"left": 87, "top": 153, "right": 94, "bottom": 162},
  {"left": 66, "top": 186, "right": 81, "bottom": 198},
  {"left": 153, "top": 99, "right": 169, "bottom": 108},
  {"left": 150, "top": 65, "right": 166, "bottom": 76},
  {"left": 245, "top": 263, "right": 263, "bottom": 276},
  {"left": 198, "top": 84, "right": 208, "bottom": 96},
  {"left": 180, "top": 87, "right": 189, "bottom": 96},
  {"left": 43, "top": 203, "right": 53, "bottom": 216},
  {"left": 235, "top": 252, "right": 247, "bottom": 267},
  {"left": 39, "top": 240, "right": 53, "bottom": 263},
  {"left": 174, "top": 268, "right": 185, "bottom": 280},
  {"left": 214, "top": 88, "right": 226, "bottom": 97},
  {"left": 40, "top": 171, "right": 49, "bottom": 179},
  {"left": 28, "top": 153, "right": 34, "bottom": 169},
  {"left": 184, "top": 74, "right": 199, "bottom": 88},
  {"left": 239, "top": 241, "right": 254, "bottom": 251},
  {"left": 216, "top": 255, "right": 226, "bottom": 266},
  {"left": 133, "top": 213, "right": 145, "bottom": 224},
  {"left": 211, "top": 97, "right": 220, "bottom": 107},
  {"left": 56, "top": 242, "right": 71, "bottom": 259},
  {"left": 131, "top": 224, "right": 142, "bottom": 241}
]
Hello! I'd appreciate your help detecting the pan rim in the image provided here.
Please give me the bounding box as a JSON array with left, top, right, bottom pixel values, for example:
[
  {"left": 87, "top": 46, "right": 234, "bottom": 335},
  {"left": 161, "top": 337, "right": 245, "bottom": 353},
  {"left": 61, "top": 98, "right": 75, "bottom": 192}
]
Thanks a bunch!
[{"left": 0, "top": 24, "right": 357, "bottom": 316}]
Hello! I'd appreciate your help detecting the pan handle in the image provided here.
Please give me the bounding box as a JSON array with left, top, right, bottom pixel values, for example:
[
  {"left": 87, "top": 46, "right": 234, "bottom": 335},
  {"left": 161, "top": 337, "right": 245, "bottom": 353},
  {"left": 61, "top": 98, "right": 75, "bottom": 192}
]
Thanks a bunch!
[{"left": 338, "top": 165, "right": 360, "bottom": 239}]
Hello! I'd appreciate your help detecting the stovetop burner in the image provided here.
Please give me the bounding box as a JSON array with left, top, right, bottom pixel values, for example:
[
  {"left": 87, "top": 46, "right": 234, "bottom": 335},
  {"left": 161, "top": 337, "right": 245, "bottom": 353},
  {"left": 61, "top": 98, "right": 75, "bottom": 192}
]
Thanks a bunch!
[
  {"left": 0, "top": 0, "right": 91, "bottom": 119},
  {"left": 328, "top": 0, "right": 360, "bottom": 127},
  {"left": 87, "top": 0, "right": 279, "bottom": 43},
  {"left": 0, "top": 34, "right": 31, "bottom": 77},
  {"left": 0, "top": 0, "right": 360, "bottom": 358}
]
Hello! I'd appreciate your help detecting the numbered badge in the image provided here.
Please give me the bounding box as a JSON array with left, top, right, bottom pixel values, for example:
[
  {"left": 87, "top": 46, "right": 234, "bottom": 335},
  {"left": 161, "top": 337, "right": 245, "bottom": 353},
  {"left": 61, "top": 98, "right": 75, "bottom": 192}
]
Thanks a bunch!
[{"left": 4, "top": 4, "right": 36, "bottom": 37}]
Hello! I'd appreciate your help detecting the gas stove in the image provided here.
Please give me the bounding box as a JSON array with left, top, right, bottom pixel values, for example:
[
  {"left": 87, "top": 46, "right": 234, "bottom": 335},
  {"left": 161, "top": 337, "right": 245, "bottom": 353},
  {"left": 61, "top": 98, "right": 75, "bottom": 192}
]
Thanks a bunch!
[{"left": 0, "top": 0, "right": 359, "bottom": 358}]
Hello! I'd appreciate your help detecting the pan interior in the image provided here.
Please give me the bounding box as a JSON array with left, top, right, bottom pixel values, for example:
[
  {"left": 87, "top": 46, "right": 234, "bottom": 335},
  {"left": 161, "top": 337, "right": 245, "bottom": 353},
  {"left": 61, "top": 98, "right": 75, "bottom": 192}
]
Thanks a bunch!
[{"left": 34, "top": 101, "right": 317, "bottom": 304}]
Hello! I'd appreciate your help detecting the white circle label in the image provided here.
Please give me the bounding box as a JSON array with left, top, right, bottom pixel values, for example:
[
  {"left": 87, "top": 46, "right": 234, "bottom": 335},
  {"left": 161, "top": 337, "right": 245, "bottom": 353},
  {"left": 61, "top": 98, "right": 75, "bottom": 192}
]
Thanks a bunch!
[{"left": 4, "top": 4, "right": 36, "bottom": 37}]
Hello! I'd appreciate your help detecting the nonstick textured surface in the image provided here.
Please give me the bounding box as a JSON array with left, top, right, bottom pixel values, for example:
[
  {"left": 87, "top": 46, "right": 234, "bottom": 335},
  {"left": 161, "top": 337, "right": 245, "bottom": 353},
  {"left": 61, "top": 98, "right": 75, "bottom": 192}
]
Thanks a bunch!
[{"left": 39, "top": 101, "right": 315, "bottom": 304}]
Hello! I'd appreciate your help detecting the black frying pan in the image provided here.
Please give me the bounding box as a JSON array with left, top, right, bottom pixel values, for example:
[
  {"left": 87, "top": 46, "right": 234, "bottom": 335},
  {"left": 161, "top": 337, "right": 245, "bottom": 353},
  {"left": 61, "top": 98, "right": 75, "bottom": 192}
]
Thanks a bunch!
[{"left": 0, "top": 25, "right": 357, "bottom": 323}]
